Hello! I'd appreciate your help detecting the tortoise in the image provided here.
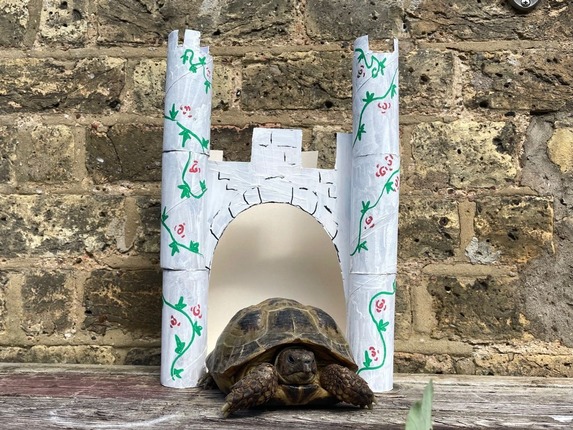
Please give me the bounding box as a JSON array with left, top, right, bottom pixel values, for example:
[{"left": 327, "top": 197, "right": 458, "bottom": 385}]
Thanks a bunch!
[{"left": 203, "top": 297, "right": 375, "bottom": 417}]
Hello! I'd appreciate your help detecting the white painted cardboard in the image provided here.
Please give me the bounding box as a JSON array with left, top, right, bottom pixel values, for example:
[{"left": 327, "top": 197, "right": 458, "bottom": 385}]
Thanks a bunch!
[{"left": 161, "top": 30, "right": 399, "bottom": 392}]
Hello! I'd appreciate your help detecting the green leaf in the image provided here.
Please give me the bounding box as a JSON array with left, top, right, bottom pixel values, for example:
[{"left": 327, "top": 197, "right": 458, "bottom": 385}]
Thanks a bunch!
[
  {"left": 384, "top": 180, "right": 395, "bottom": 194},
  {"left": 362, "top": 350, "right": 372, "bottom": 368},
  {"left": 355, "top": 48, "right": 366, "bottom": 63},
  {"left": 199, "top": 180, "right": 207, "bottom": 193},
  {"left": 161, "top": 207, "right": 168, "bottom": 223},
  {"left": 174, "top": 334, "right": 186, "bottom": 355},
  {"left": 200, "top": 137, "right": 209, "bottom": 150},
  {"left": 189, "top": 63, "right": 198, "bottom": 73},
  {"left": 405, "top": 381, "right": 433, "bottom": 430},
  {"left": 174, "top": 296, "right": 187, "bottom": 311},
  {"left": 193, "top": 322, "right": 203, "bottom": 336},
  {"left": 357, "top": 241, "right": 368, "bottom": 252},
  {"left": 357, "top": 123, "right": 366, "bottom": 141},
  {"left": 362, "top": 91, "right": 375, "bottom": 104},
  {"left": 173, "top": 368, "right": 184, "bottom": 379},
  {"left": 169, "top": 241, "right": 180, "bottom": 256},
  {"left": 361, "top": 200, "right": 371, "bottom": 215},
  {"left": 377, "top": 320, "right": 390, "bottom": 332},
  {"left": 178, "top": 125, "right": 192, "bottom": 148},
  {"left": 390, "top": 83, "right": 398, "bottom": 98},
  {"left": 178, "top": 183, "right": 191, "bottom": 199},
  {"left": 167, "top": 103, "right": 178, "bottom": 121},
  {"left": 204, "top": 80, "right": 211, "bottom": 93},
  {"left": 198, "top": 56, "right": 206, "bottom": 65},
  {"left": 189, "top": 241, "right": 200, "bottom": 254},
  {"left": 180, "top": 50, "right": 191, "bottom": 64}
]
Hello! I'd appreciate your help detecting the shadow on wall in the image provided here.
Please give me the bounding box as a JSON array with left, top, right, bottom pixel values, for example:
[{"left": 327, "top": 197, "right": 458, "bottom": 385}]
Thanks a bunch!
[{"left": 208, "top": 203, "right": 346, "bottom": 352}]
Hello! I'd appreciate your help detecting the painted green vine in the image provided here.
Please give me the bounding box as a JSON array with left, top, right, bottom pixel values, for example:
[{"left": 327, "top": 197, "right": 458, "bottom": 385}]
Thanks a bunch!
[
  {"left": 164, "top": 103, "right": 210, "bottom": 151},
  {"left": 161, "top": 207, "right": 201, "bottom": 256},
  {"left": 163, "top": 295, "right": 204, "bottom": 380},
  {"left": 351, "top": 164, "right": 399, "bottom": 256},
  {"left": 353, "top": 68, "right": 398, "bottom": 148},
  {"left": 357, "top": 280, "right": 397, "bottom": 375},
  {"left": 355, "top": 48, "right": 387, "bottom": 78},
  {"left": 181, "top": 49, "right": 212, "bottom": 94}
]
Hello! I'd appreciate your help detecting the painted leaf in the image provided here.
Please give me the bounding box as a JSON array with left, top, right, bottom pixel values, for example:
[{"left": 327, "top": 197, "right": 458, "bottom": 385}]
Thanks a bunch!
[
  {"left": 161, "top": 207, "right": 169, "bottom": 223},
  {"left": 174, "top": 296, "right": 187, "bottom": 311},
  {"left": 200, "top": 138, "right": 209, "bottom": 150},
  {"left": 390, "top": 83, "right": 398, "bottom": 98},
  {"left": 198, "top": 56, "right": 206, "bottom": 65},
  {"left": 178, "top": 183, "right": 191, "bottom": 199},
  {"left": 178, "top": 125, "right": 192, "bottom": 148},
  {"left": 358, "top": 241, "right": 368, "bottom": 252},
  {"left": 357, "top": 123, "right": 366, "bottom": 141},
  {"left": 189, "top": 241, "right": 200, "bottom": 254},
  {"left": 174, "top": 334, "right": 186, "bottom": 355},
  {"left": 168, "top": 104, "right": 178, "bottom": 121},
  {"left": 173, "top": 368, "right": 184, "bottom": 379},
  {"left": 378, "top": 319, "right": 390, "bottom": 332},
  {"left": 199, "top": 180, "right": 207, "bottom": 193},
  {"left": 169, "top": 241, "right": 180, "bottom": 256},
  {"left": 193, "top": 322, "right": 203, "bottom": 336},
  {"left": 180, "top": 50, "right": 191, "bottom": 64},
  {"left": 361, "top": 200, "right": 371, "bottom": 215},
  {"left": 363, "top": 350, "right": 372, "bottom": 368},
  {"left": 204, "top": 80, "right": 211, "bottom": 93},
  {"left": 405, "top": 380, "right": 433, "bottom": 430},
  {"left": 189, "top": 63, "right": 198, "bottom": 73},
  {"left": 362, "top": 91, "right": 375, "bottom": 104}
]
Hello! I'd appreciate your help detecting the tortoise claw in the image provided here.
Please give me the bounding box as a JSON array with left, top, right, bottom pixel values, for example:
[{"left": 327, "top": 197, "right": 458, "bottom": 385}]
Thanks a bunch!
[{"left": 320, "top": 364, "right": 375, "bottom": 408}]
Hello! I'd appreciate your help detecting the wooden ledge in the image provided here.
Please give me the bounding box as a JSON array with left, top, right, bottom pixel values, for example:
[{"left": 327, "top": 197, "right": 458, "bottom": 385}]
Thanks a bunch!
[{"left": 0, "top": 363, "right": 571, "bottom": 429}]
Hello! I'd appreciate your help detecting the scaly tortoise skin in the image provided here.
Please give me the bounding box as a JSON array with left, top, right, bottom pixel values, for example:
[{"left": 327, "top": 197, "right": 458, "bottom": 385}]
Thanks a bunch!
[{"left": 204, "top": 297, "right": 375, "bottom": 417}]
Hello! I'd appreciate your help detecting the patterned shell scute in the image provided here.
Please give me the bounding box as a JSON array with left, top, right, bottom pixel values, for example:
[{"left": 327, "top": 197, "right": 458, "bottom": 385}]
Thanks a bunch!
[{"left": 207, "top": 298, "right": 357, "bottom": 379}]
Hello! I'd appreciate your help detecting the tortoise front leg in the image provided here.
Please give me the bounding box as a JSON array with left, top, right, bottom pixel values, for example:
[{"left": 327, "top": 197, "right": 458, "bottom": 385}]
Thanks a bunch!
[
  {"left": 320, "top": 364, "right": 375, "bottom": 409},
  {"left": 221, "top": 363, "right": 278, "bottom": 418}
]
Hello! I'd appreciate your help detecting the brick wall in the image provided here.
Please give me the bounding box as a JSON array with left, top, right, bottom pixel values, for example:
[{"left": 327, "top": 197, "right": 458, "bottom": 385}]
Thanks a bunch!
[{"left": 1, "top": 0, "right": 572, "bottom": 375}]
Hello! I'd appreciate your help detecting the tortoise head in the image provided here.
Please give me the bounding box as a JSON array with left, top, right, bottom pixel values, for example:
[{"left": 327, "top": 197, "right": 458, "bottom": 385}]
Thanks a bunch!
[{"left": 275, "top": 347, "right": 317, "bottom": 385}]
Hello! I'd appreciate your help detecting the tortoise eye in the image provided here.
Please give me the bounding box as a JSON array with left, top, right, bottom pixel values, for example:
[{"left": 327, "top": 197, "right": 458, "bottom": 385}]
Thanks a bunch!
[{"left": 287, "top": 354, "right": 295, "bottom": 364}]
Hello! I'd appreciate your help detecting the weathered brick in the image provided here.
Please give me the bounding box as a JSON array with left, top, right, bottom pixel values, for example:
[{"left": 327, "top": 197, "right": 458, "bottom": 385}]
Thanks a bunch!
[
  {"left": 211, "top": 125, "right": 255, "bottom": 162},
  {"left": 406, "top": 1, "right": 573, "bottom": 42},
  {"left": 0, "top": 0, "right": 29, "bottom": 47},
  {"left": 0, "top": 195, "right": 125, "bottom": 257},
  {"left": 474, "top": 196, "right": 554, "bottom": 263},
  {"left": 0, "top": 345, "right": 119, "bottom": 364},
  {"left": 0, "top": 57, "right": 125, "bottom": 114},
  {"left": 38, "top": 0, "right": 88, "bottom": 45},
  {"left": 410, "top": 120, "right": 518, "bottom": 189},
  {"left": 134, "top": 197, "right": 161, "bottom": 254},
  {"left": 86, "top": 124, "right": 162, "bottom": 183},
  {"left": 306, "top": 0, "right": 403, "bottom": 41},
  {"left": 83, "top": 269, "right": 162, "bottom": 337},
  {"left": 400, "top": 49, "right": 457, "bottom": 115},
  {"left": 13, "top": 124, "right": 78, "bottom": 183},
  {"left": 398, "top": 197, "right": 460, "bottom": 260},
  {"left": 0, "top": 126, "right": 16, "bottom": 183},
  {"left": 212, "top": 58, "right": 241, "bottom": 111},
  {"left": 308, "top": 126, "right": 345, "bottom": 170},
  {"left": 395, "top": 352, "right": 456, "bottom": 374},
  {"left": 474, "top": 350, "right": 573, "bottom": 377},
  {"left": 464, "top": 50, "right": 573, "bottom": 113},
  {"left": 21, "top": 270, "right": 74, "bottom": 337},
  {"left": 96, "top": 0, "right": 294, "bottom": 46},
  {"left": 124, "top": 347, "right": 161, "bottom": 365},
  {"left": 242, "top": 51, "right": 351, "bottom": 110},
  {"left": 395, "top": 273, "right": 413, "bottom": 340},
  {"left": 427, "top": 274, "right": 523, "bottom": 340},
  {"left": 0, "top": 272, "right": 7, "bottom": 332},
  {"left": 547, "top": 127, "right": 573, "bottom": 174},
  {"left": 132, "top": 59, "right": 166, "bottom": 114}
]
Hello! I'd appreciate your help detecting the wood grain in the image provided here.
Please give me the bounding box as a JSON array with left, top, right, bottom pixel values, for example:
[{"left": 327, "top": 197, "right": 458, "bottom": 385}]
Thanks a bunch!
[{"left": 0, "top": 364, "right": 571, "bottom": 429}]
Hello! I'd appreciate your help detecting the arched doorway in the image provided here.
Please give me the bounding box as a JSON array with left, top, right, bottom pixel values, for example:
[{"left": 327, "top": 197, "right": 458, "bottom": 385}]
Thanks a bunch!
[{"left": 207, "top": 203, "right": 346, "bottom": 352}]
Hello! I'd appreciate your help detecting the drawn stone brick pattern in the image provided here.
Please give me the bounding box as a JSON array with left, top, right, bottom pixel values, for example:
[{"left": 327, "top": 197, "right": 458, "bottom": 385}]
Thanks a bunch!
[{"left": 1, "top": 1, "right": 572, "bottom": 380}]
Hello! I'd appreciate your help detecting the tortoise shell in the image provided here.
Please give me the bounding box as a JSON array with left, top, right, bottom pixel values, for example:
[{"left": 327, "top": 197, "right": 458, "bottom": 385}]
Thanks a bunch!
[{"left": 206, "top": 297, "right": 357, "bottom": 392}]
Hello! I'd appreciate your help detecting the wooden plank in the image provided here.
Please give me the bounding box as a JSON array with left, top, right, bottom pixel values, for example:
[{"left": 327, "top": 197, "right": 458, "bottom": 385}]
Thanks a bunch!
[{"left": 0, "top": 364, "right": 571, "bottom": 429}]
